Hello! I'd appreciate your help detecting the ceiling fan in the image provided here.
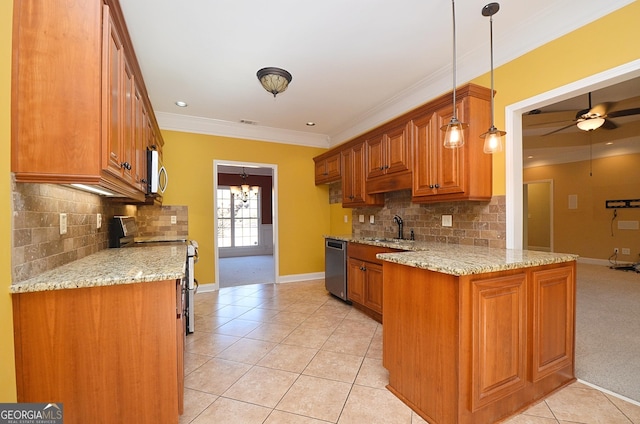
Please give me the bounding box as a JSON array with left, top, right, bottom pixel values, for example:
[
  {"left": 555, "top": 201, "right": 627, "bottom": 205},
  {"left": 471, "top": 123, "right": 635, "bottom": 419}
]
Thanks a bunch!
[{"left": 538, "top": 93, "right": 640, "bottom": 137}]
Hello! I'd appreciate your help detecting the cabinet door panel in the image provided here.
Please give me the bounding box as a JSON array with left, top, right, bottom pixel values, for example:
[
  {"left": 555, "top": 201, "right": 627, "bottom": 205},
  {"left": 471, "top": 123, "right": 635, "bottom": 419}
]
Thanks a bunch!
[
  {"left": 364, "top": 262, "right": 383, "bottom": 314},
  {"left": 471, "top": 273, "right": 527, "bottom": 411},
  {"left": 347, "top": 258, "right": 365, "bottom": 304},
  {"left": 433, "top": 102, "right": 465, "bottom": 195},
  {"left": 531, "top": 265, "right": 575, "bottom": 382},
  {"left": 411, "top": 113, "right": 437, "bottom": 197},
  {"left": 385, "top": 124, "right": 410, "bottom": 175},
  {"left": 365, "top": 134, "right": 385, "bottom": 179},
  {"left": 103, "top": 8, "right": 124, "bottom": 177}
]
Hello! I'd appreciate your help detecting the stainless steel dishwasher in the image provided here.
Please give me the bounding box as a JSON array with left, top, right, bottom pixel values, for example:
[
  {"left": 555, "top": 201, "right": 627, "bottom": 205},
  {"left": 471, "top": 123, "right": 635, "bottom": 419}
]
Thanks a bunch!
[{"left": 325, "top": 238, "right": 349, "bottom": 302}]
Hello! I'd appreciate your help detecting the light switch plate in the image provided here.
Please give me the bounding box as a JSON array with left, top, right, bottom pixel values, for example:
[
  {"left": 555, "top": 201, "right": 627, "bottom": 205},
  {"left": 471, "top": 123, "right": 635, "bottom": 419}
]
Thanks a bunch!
[
  {"left": 442, "top": 215, "right": 452, "bottom": 227},
  {"left": 359, "top": 215, "right": 365, "bottom": 223},
  {"left": 60, "top": 213, "right": 68, "bottom": 235},
  {"left": 369, "top": 215, "right": 375, "bottom": 224},
  {"left": 344, "top": 215, "right": 348, "bottom": 223},
  {"left": 171, "top": 215, "right": 177, "bottom": 224},
  {"left": 96, "top": 213, "right": 102, "bottom": 229}
]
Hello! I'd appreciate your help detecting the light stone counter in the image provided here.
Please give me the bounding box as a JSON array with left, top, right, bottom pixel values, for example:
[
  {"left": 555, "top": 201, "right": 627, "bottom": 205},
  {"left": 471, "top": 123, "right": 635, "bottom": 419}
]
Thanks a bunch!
[
  {"left": 325, "top": 235, "right": 578, "bottom": 276},
  {"left": 10, "top": 246, "right": 186, "bottom": 293}
]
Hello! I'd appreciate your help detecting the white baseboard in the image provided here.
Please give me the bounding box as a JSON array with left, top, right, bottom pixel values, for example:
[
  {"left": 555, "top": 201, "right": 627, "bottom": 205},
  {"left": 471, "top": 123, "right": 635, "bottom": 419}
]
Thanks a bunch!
[
  {"left": 195, "top": 272, "right": 326, "bottom": 292},
  {"left": 277, "top": 272, "right": 325, "bottom": 284}
]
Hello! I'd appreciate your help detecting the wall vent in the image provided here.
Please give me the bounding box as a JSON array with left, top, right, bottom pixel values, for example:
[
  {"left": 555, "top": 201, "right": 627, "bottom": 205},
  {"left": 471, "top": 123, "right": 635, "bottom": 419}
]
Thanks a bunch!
[{"left": 240, "top": 119, "right": 259, "bottom": 125}]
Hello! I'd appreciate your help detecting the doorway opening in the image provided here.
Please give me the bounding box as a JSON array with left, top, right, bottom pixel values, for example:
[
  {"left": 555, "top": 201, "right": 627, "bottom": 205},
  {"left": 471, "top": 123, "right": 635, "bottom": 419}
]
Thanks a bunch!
[
  {"left": 505, "top": 59, "right": 640, "bottom": 249},
  {"left": 213, "top": 160, "right": 278, "bottom": 288}
]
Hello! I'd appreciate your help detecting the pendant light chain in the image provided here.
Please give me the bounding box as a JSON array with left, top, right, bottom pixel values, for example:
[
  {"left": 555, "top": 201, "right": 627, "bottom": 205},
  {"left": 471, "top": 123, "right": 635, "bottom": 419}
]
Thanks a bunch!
[{"left": 489, "top": 13, "right": 495, "bottom": 129}]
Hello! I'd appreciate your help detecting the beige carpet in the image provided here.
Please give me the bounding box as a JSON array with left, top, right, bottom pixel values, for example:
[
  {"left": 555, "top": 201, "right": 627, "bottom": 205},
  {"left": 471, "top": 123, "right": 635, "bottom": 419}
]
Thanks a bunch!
[
  {"left": 218, "top": 255, "right": 275, "bottom": 288},
  {"left": 576, "top": 262, "right": 640, "bottom": 402}
]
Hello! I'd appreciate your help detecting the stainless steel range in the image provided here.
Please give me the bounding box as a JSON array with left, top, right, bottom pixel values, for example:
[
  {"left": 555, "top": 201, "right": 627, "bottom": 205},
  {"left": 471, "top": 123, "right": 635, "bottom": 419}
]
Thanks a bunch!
[{"left": 110, "top": 216, "right": 199, "bottom": 334}]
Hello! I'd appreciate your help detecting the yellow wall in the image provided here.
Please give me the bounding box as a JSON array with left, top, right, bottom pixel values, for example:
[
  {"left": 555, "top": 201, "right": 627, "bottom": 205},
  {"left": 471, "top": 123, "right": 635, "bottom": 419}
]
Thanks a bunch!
[
  {"left": 525, "top": 154, "right": 640, "bottom": 260},
  {"left": 472, "top": 1, "right": 640, "bottom": 196},
  {"left": 330, "top": 203, "right": 352, "bottom": 235},
  {"left": 1, "top": 0, "right": 17, "bottom": 402},
  {"left": 160, "top": 130, "right": 330, "bottom": 284},
  {"left": 526, "top": 182, "right": 551, "bottom": 249}
]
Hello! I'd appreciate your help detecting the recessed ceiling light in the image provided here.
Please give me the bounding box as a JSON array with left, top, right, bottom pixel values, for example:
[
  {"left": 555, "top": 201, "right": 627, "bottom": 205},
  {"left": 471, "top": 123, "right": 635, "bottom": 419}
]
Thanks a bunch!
[
  {"left": 527, "top": 155, "right": 534, "bottom": 159},
  {"left": 175, "top": 101, "right": 188, "bottom": 107},
  {"left": 306, "top": 122, "right": 316, "bottom": 127},
  {"left": 606, "top": 142, "right": 613, "bottom": 145}
]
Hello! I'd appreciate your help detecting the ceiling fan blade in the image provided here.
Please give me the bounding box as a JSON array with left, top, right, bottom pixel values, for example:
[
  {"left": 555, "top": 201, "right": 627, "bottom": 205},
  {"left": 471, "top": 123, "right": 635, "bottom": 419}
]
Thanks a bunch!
[
  {"left": 542, "top": 122, "right": 576, "bottom": 137},
  {"left": 523, "top": 110, "right": 579, "bottom": 128},
  {"left": 607, "top": 107, "right": 640, "bottom": 118},
  {"left": 601, "top": 119, "right": 617, "bottom": 130}
]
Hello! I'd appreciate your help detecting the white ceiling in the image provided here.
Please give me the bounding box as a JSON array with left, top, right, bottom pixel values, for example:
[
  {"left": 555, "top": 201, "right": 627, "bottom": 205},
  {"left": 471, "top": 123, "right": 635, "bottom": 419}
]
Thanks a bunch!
[{"left": 119, "top": 0, "right": 634, "bottom": 149}]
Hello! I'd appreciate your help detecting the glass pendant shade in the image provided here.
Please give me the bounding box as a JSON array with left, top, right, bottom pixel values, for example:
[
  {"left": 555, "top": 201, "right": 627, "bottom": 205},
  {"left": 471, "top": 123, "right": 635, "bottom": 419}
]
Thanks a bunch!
[
  {"left": 481, "top": 126, "right": 506, "bottom": 153},
  {"left": 257, "top": 67, "right": 292, "bottom": 97},
  {"left": 442, "top": 118, "right": 468, "bottom": 148},
  {"left": 441, "top": 0, "right": 467, "bottom": 149},
  {"left": 576, "top": 117, "right": 605, "bottom": 131},
  {"left": 481, "top": 2, "right": 506, "bottom": 155}
]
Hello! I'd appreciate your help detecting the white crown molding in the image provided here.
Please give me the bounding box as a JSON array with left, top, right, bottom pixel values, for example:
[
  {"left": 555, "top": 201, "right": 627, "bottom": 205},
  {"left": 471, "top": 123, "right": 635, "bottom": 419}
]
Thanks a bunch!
[{"left": 156, "top": 112, "right": 331, "bottom": 149}]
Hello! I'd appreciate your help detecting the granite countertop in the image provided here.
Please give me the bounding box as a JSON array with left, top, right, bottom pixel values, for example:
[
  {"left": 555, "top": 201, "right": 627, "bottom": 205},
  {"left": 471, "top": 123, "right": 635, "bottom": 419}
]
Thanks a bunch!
[
  {"left": 10, "top": 246, "right": 187, "bottom": 294},
  {"left": 325, "top": 235, "right": 578, "bottom": 276}
]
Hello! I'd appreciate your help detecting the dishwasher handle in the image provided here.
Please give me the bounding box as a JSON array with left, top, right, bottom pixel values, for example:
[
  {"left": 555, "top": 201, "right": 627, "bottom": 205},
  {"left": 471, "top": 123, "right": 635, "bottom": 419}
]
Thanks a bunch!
[{"left": 326, "top": 240, "right": 345, "bottom": 250}]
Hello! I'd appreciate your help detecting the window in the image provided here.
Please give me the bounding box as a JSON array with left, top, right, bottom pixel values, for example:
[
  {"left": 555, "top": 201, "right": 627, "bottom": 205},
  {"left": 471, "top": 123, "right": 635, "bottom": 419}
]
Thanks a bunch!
[{"left": 217, "top": 186, "right": 260, "bottom": 247}]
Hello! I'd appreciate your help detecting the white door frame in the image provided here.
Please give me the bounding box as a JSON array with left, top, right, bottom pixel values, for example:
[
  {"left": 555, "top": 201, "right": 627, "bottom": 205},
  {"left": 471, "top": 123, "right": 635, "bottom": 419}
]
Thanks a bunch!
[
  {"left": 213, "top": 160, "right": 279, "bottom": 290},
  {"left": 505, "top": 59, "right": 640, "bottom": 249}
]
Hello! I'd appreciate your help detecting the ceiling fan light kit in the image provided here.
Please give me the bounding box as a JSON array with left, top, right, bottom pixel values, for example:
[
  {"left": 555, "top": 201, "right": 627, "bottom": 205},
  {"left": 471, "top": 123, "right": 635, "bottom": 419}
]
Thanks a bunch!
[
  {"left": 480, "top": 2, "right": 506, "bottom": 154},
  {"left": 576, "top": 117, "right": 605, "bottom": 131},
  {"left": 257, "top": 67, "right": 292, "bottom": 98},
  {"left": 441, "top": 0, "right": 468, "bottom": 149}
]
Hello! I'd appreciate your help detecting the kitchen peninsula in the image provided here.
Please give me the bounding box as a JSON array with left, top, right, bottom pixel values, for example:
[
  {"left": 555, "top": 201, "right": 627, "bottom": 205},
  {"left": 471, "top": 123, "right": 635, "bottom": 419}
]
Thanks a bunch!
[
  {"left": 376, "top": 243, "right": 577, "bottom": 424},
  {"left": 10, "top": 246, "right": 187, "bottom": 424}
]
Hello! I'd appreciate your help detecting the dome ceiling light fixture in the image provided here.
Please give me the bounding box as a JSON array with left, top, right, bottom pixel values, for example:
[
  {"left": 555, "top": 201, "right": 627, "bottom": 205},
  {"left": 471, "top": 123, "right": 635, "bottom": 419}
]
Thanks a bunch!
[
  {"left": 256, "top": 67, "right": 292, "bottom": 98},
  {"left": 480, "top": 2, "right": 506, "bottom": 154},
  {"left": 441, "top": 0, "right": 468, "bottom": 149}
]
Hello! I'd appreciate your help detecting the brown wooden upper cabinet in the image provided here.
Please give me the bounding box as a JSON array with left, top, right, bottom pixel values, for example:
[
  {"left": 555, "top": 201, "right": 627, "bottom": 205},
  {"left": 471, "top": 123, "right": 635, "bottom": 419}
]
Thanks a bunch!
[
  {"left": 314, "top": 151, "right": 342, "bottom": 184},
  {"left": 311, "top": 83, "right": 492, "bottom": 207},
  {"left": 342, "top": 142, "right": 384, "bottom": 207},
  {"left": 411, "top": 85, "right": 493, "bottom": 203},
  {"left": 11, "top": 0, "right": 162, "bottom": 202},
  {"left": 365, "top": 123, "right": 412, "bottom": 194}
]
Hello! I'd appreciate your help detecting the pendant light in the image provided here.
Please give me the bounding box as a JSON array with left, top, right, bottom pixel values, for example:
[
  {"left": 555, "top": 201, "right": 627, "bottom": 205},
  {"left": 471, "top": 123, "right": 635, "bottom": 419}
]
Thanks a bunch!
[
  {"left": 441, "top": 0, "right": 468, "bottom": 149},
  {"left": 480, "top": 2, "right": 506, "bottom": 154}
]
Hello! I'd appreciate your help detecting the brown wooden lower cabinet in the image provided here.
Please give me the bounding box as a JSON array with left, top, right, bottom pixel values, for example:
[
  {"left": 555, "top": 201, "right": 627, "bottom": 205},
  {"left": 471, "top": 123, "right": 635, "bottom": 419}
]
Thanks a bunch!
[
  {"left": 347, "top": 242, "right": 401, "bottom": 322},
  {"left": 12, "top": 280, "right": 184, "bottom": 424},
  {"left": 383, "top": 261, "right": 576, "bottom": 424}
]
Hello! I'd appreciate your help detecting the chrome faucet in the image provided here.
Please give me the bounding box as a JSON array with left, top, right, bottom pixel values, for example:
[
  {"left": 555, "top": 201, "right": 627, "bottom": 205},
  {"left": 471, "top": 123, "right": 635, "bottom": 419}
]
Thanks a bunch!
[{"left": 393, "top": 215, "right": 404, "bottom": 240}]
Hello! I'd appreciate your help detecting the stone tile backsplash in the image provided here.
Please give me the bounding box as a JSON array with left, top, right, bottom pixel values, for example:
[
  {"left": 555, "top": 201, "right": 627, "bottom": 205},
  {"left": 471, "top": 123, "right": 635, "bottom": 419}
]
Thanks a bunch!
[
  {"left": 329, "top": 184, "right": 506, "bottom": 248},
  {"left": 11, "top": 178, "right": 189, "bottom": 283},
  {"left": 11, "top": 181, "right": 131, "bottom": 282},
  {"left": 137, "top": 204, "right": 188, "bottom": 238}
]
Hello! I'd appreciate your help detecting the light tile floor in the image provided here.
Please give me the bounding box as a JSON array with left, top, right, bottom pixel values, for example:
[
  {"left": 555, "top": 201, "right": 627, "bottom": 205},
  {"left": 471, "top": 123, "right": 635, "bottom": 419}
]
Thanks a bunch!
[{"left": 182, "top": 281, "right": 640, "bottom": 424}]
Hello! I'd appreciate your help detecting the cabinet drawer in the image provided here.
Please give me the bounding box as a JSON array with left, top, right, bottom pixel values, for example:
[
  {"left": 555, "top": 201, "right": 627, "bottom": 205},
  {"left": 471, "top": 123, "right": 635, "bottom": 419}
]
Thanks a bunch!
[{"left": 348, "top": 242, "right": 401, "bottom": 263}]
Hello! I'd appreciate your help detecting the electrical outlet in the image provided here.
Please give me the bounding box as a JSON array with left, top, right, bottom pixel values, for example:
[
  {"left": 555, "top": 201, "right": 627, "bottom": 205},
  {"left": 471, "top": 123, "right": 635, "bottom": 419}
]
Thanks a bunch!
[
  {"left": 343, "top": 215, "right": 348, "bottom": 223},
  {"left": 171, "top": 215, "right": 177, "bottom": 224},
  {"left": 96, "top": 213, "right": 102, "bottom": 229},
  {"left": 59, "top": 213, "right": 67, "bottom": 235},
  {"left": 369, "top": 215, "right": 375, "bottom": 224},
  {"left": 614, "top": 247, "right": 619, "bottom": 254},
  {"left": 442, "top": 215, "right": 453, "bottom": 227},
  {"left": 622, "top": 248, "right": 631, "bottom": 255}
]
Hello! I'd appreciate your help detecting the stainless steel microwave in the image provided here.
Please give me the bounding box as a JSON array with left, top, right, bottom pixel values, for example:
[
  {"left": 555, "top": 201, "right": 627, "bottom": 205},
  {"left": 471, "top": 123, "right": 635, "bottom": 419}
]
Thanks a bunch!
[{"left": 147, "top": 149, "right": 168, "bottom": 194}]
